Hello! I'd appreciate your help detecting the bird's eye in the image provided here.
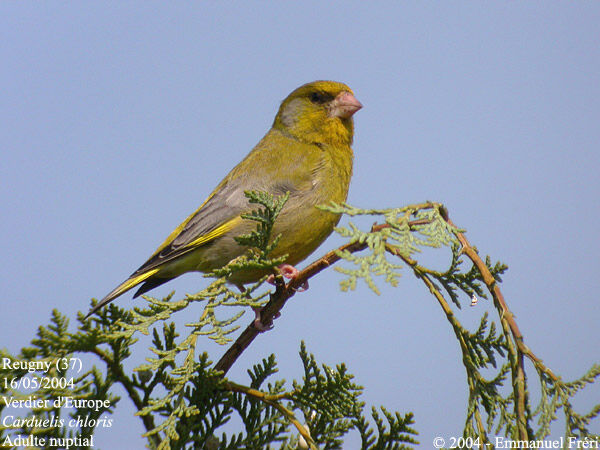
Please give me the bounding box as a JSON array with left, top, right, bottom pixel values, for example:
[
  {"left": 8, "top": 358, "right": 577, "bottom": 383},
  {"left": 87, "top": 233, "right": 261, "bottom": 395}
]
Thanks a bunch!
[{"left": 310, "top": 92, "right": 333, "bottom": 104}]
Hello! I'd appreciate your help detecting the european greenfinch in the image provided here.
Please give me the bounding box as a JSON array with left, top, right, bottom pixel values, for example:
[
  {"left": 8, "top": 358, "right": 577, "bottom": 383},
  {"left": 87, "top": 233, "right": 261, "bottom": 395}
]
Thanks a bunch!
[{"left": 87, "top": 80, "right": 362, "bottom": 318}]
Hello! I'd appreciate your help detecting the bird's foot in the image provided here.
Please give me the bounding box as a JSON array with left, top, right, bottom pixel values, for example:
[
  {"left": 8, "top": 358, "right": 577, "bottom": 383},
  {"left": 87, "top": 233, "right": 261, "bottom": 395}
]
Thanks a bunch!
[
  {"left": 253, "top": 265, "right": 307, "bottom": 331},
  {"left": 253, "top": 264, "right": 306, "bottom": 331},
  {"left": 252, "top": 306, "right": 281, "bottom": 332},
  {"left": 267, "top": 264, "right": 309, "bottom": 291}
]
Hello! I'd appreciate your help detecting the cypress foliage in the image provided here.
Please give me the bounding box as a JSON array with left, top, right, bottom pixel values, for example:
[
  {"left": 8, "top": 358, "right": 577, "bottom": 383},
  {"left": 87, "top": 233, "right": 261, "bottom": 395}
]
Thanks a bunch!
[{"left": 1, "top": 193, "right": 598, "bottom": 449}]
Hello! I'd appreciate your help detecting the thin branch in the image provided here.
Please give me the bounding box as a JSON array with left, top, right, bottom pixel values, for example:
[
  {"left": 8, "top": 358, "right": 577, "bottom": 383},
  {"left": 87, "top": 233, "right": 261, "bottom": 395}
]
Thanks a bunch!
[
  {"left": 444, "top": 216, "right": 531, "bottom": 440},
  {"left": 214, "top": 204, "right": 588, "bottom": 443},
  {"left": 214, "top": 239, "right": 366, "bottom": 374},
  {"left": 90, "top": 347, "right": 161, "bottom": 448},
  {"left": 224, "top": 381, "right": 316, "bottom": 449},
  {"left": 214, "top": 217, "right": 433, "bottom": 374}
]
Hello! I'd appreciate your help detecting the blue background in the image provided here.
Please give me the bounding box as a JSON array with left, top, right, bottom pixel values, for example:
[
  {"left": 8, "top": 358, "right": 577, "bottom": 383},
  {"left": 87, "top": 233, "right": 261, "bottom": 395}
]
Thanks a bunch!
[{"left": 2, "top": 2, "right": 599, "bottom": 447}]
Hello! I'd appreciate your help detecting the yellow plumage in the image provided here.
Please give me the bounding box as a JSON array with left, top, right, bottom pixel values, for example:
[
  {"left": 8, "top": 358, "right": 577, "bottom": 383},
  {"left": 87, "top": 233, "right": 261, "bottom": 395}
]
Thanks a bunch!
[{"left": 87, "top": 80, "right": 362, "bottom": 317}]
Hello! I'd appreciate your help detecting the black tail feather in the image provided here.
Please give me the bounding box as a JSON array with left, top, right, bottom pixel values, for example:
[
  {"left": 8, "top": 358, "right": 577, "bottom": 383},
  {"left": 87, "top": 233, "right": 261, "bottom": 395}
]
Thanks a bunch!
[
  {"left": 133, "top": 277, "right": 174, "bottom": 298},
  {"left": 86, "top": 275, "right": 175, "bottom": 319}
]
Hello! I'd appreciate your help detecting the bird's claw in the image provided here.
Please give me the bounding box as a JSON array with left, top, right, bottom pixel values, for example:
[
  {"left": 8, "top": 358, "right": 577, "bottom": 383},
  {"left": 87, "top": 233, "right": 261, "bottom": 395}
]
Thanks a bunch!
[
  {"left": 252, "top": 305, "right": 281, "bottom": 332},
  {"left": 267, "top": 264, "right": 309, "bottom": 291},
  {"left": 254, "top": 264, "right": 308, "bottom": 331}
]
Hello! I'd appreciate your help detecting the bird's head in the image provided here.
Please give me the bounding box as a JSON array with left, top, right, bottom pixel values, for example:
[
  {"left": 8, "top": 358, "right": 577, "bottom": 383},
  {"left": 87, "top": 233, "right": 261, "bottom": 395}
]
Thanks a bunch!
[{"left": 273, "top": 80, "right": 362, "bottom": 147}]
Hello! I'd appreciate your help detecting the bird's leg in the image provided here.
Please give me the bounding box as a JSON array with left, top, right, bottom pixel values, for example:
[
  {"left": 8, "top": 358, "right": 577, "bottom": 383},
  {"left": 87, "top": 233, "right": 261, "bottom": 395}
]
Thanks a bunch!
[
  {"left": 251, "top": 306, "right": 281, "bottom": 332},
  {"left": 267, "top": 264, "right": 309, "bottom": 291},
  {"left": 234, "top": 283, "right": 281, "bottom": 332},
  {"left": 237, "top": 264, "right": 309, "bottom": 332}
]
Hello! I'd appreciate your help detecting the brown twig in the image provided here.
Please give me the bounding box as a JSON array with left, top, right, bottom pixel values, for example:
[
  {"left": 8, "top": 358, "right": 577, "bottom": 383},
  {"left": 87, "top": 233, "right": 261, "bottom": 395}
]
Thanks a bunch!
[
  {"left": 214, "top": 239, "right": 367, "bottom": 374},
  {"left": 213, "top": 216, "right": 433, "bottom": 374},
  {"left": 445, "top": 216, "right": 533, "bottom": 440},
  {"left": 211, "top": 202, "right": 592, "bottom": 443},
  {"left": 448, "top": 220, "right": 561, "bottom": 381},
  {"left": 389, "top": 209, "right": 566, "bottom": 440},
  {"left": 224, "top": 381, "right": 316, "bottom": 448},
  {"left": 90, "top": 347, "right": 161, "bottom": 448},
  {"left": 386, "top": 243, "right": 494, "bottom": 443}
]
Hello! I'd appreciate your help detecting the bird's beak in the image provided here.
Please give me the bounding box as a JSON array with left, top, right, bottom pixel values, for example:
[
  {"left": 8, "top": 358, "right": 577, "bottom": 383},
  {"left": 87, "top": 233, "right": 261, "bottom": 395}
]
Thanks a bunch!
[{"left": 330, "top": 91, "right": 363, "bottom": 119}]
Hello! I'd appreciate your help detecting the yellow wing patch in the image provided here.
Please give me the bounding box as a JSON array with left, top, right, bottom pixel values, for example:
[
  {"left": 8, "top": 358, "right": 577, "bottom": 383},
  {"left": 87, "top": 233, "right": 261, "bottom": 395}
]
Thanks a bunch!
[
  {"left": 148, "top": 192, "right": 217, "bottom": 260},
  {"left": 115, "top": 268, "right": 160, "bottom": 298},
  {"left": 185, "top": 216, "right": 242, "bottom": 249}
]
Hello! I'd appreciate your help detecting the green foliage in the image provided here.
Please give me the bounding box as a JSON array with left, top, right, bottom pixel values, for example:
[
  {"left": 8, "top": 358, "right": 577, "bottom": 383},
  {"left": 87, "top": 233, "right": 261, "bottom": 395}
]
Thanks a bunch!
[
  {"left": 322, "top": 201, "right": 599, "bottom": 446},
  {"left": 1, "top": 312, "right": 418, "bottom": 449},
  {"left": 285, "top": 343, "right": 418, "bottom": 449},
  {"left": 105, "top": 190, "right": 291, "bottom": 348},
  {"left": 0, "top": 310, "right": 120, "bottom": 448},
  {"left": 235, "top": 190, "right": 290, "bottom": 255},
  {"left": 1, "top": 196, "right": 598, "bottom": 449},
  {"left": 432, "top": 247, "right": 508, "bottom": 309},
  {"left": 213, "top": 190, "right": 290, "bottom": 279},
  {"left": 533, "top": 363, "right": 600, "bottom": 439},
  {"left": 320, "top": 202, "right": 459, "bottom": 294}
]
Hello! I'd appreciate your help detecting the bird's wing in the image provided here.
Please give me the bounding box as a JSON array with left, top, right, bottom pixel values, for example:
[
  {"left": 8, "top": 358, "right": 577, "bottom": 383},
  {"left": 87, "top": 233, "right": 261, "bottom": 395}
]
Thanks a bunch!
[
  {"left": 131, "top": 179, "right": 250, "bottom": 276},
  {"left": 133, "top": 133, "right": 325, "bottom": 277},
  {"left": 86, "top": 179, "right": 253, "bottom": 318},
  {"left": 87, "top": 133, "right": 327, "bottom": 318}
]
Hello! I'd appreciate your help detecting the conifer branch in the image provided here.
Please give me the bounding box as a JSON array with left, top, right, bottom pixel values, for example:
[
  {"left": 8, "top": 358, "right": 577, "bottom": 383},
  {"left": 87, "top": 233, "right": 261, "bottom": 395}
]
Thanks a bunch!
[
  {"left": 214, "top": 200, "right": 598, "bottom": 444},
  {"left": 89, "top": 346, "right": 160, "bottom": 447},
  {"left": 224, "top": 381, "right": 316, "bottom": 449},
  {"left": 445, "top": 216, "right": 533, "bottom": 440},
  {"left": 213, "top": 214, "right": 433, "bottom": 374},
  {"left": 3, "top": 197, "right": 597, "bottom": 448}
]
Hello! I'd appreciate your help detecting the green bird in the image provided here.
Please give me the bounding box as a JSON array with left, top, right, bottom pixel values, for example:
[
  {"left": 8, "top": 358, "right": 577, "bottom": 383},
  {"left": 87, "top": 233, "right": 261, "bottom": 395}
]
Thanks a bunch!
[{"left": 88, "top": 80, "right": 362, "bottom": 318}]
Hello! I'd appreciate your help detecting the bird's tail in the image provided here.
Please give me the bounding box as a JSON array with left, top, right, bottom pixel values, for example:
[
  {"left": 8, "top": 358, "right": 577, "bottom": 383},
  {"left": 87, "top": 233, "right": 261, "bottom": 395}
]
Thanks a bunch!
[{"left": 85, "top": 268, "right": 159, "bottom": 318}]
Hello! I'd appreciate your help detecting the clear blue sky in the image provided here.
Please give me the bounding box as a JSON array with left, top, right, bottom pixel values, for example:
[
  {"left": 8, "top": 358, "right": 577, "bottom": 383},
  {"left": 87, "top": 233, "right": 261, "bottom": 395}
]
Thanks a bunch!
[{"left": 2, "top": 2, "right": 599, "bottom": 447}]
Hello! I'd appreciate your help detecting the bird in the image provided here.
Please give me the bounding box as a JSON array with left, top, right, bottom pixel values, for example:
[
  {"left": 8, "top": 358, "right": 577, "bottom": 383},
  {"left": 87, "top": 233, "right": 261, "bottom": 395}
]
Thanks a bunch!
[{"left": 87, "top": 80, "right": 362, "bottom": 319}]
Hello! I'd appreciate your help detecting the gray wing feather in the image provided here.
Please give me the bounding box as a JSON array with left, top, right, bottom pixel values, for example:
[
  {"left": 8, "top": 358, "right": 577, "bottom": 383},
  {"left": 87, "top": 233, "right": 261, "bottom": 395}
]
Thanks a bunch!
[
  {"left": 171, "top": 182, "right": 249, "bottom": 248},
  {"left": 132, "top": 180, "right": 252, "bottom": 274},
  {"left": 132, "top": 134, "right": 322, "bottom": 275}
]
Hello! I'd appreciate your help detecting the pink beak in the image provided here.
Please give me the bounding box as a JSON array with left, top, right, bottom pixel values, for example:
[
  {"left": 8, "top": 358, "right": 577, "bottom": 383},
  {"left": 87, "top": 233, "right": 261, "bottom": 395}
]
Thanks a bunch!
[{"left": 331, "top": 91, "right": 363, "bottom": 119}]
